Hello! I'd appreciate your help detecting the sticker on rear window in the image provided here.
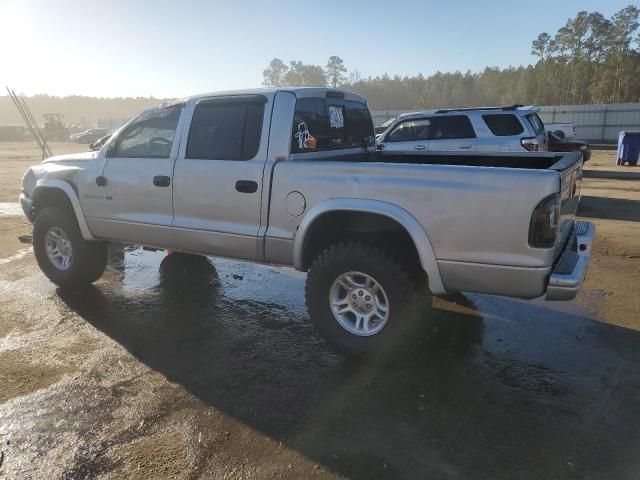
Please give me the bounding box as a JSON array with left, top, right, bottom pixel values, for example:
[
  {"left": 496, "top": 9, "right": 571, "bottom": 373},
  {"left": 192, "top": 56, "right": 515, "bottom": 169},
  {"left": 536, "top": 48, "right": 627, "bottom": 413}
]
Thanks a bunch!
[
  {"left": 295, "top": 121, "right": 316, "bottom": 149},
  {"left": 328, "top": 106, "right": 344, "bottom": 129}
]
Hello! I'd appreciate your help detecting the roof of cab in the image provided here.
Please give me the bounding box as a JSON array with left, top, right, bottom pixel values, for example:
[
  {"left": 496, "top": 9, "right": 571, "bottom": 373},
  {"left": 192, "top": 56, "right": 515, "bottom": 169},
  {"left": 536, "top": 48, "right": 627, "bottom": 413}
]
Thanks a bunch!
[{"left": 181, "top": 87, "right": 367, "bottom": 104}]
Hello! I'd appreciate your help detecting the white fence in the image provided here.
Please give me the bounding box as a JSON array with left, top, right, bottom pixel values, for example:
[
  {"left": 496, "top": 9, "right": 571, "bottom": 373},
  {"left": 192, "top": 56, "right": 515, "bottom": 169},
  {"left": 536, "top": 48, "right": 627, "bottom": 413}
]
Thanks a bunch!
[{"left": 371, "top": 103, "right": 640, "bottom": 143}]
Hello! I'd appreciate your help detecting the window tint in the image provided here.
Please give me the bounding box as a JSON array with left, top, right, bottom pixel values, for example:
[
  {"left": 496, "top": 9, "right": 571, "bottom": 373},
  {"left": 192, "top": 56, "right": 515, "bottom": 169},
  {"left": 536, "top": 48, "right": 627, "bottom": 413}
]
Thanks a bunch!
[
  {"left": 114, "top": 105, "right": 181, "bottom": 158},
  {"left": 527, "top": 113, "right": 545, "bottom": 135},
  {"left": 428, "top": 115, "right": 476, "bottom": 140},
  {"left": 186, "top": 98, "right": 265, "bottom": 160},
  {"left": 482, "top": 114, "right": 524, "bottom": 136},
  {"left": 291, "top": 98, "right": 374, "bottom": 153},
  {"left": 387, "top": 119, "right": 431, "bottom": 142}
]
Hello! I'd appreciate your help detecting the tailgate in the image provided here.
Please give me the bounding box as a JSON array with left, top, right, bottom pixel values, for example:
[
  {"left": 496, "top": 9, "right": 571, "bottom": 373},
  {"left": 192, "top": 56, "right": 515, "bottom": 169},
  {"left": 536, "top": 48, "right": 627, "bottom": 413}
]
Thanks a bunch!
[{"left": 551, "top": 152, "right": 583, "bottom": 259}]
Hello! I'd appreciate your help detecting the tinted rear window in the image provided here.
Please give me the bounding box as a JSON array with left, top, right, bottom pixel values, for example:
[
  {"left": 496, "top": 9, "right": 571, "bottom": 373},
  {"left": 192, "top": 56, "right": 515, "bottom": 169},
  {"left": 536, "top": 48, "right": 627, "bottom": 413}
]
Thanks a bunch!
[
  {"left": 186, "top": 97, "right": 265, "bottom": 160},
  {"left": 482, "top": 114, "right": 524, "bottom": 136},
  {"left": 291, "top": 97, "right": 374, "bottom": 153}
]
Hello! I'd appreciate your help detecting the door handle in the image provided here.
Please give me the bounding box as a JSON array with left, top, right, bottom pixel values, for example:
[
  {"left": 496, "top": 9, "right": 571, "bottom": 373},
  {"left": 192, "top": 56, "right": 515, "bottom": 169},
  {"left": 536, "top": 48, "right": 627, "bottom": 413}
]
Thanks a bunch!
[
  {"left": 235, "top": 180, "right": 258, "bottom": 193},
  {"left": 459, "top": 144, "right": 472, "bottom": 149},
  {"left": 413, "top": 145, "right": 427, "bottom": 151},
  {"left": 153, "top": 175, "right": 171, "bottom": 187}
]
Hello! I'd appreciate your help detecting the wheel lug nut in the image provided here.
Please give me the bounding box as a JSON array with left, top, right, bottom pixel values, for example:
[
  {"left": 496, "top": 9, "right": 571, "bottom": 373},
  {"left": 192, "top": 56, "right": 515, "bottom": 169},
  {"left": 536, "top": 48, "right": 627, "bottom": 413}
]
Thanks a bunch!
[
  {"left": 358, "top": 291, "right": 363, "bottom": 296},
  {"left": 366, "top": 304, "right": 371, "bottom": 309},
  {"left": 352, "top": 294, "right": 357, "bottom": 299},
  {"left": 359, "top": 308, "right": 365, "bottom": 312},
  {"left": 365, "top": 295, "right": 371, "bottom": 301}
]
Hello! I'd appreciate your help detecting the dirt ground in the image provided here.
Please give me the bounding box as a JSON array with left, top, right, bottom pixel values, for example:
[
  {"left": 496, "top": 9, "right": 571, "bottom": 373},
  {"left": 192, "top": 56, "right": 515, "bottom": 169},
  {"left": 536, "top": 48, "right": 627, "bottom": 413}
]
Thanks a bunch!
[{"left": 0, "top": 143, "right": 639, "bottom": 479}]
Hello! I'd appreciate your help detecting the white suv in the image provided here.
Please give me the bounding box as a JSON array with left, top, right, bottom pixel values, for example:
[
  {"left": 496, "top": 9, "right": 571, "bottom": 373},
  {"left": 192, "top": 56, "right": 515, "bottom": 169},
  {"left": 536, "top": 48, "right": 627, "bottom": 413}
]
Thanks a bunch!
[{"left": 377, "top": 105, "right": 548, "bottom": 153}]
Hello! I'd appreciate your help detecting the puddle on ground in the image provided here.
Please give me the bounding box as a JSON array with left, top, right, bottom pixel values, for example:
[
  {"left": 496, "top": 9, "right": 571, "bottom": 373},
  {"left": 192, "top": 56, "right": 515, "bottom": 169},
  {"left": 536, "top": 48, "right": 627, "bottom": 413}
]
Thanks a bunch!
[{"left": 0, "top": 203, "right": 23, "bottom": 217}]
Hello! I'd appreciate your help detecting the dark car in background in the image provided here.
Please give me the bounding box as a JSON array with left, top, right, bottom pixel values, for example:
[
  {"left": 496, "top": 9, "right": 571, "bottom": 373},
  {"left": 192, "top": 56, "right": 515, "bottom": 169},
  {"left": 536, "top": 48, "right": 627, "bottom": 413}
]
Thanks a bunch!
[{"left": 547, "top": 131, "right": 591, "bottom": 162}]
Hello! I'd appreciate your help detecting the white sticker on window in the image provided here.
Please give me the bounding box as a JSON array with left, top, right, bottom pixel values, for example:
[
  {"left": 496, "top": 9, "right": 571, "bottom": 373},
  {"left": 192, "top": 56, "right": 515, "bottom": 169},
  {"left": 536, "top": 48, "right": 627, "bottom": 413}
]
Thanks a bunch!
[
  {"left": 295, "top": 121, "right": 316, "bottom": 149},
  {"left": 328, "top": 106, "right": 344, "bottom": 129}
]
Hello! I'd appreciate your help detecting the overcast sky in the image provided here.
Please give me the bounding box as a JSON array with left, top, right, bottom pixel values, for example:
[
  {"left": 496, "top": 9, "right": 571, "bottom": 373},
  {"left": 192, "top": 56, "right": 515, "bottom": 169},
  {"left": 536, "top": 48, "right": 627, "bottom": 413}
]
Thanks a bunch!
[{"left": 1, "top": 0, "right": 634, "bottom": 98}]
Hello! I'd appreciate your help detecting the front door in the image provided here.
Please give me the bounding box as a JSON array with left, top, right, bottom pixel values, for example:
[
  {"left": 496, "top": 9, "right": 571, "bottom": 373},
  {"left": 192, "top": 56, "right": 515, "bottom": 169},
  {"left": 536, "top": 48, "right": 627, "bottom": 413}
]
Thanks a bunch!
[
  {"left": 380, "top": 117, "right": 431, "bottom": 152},
  {"left": 171, "top": 95, "right": 270, "bottom": 261},
  {"left": 86, "top": 104, "right": 184, "bottom": 246}
]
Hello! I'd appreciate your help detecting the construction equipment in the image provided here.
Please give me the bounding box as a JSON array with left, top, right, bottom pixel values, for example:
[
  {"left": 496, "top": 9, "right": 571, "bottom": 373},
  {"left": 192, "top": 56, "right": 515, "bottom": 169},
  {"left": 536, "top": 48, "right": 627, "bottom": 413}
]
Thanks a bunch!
[
  {"left": 43, "top": 113, "right": 67, "bottom": 141},
  {"left": 6, "top": 86, "right": 53, "bottom": 159}
]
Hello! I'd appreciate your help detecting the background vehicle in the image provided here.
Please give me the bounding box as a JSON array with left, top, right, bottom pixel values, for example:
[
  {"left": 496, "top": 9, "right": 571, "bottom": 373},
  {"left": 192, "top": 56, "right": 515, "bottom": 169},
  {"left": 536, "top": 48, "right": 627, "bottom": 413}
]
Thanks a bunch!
[
  {"left": 19, "top": 88, "right": 593, "bottom": 355},
  {"left": 377, "top": 105, "right": 548, "bottom": 153},
  {"left": 43, "top": 113, "right": 67, "bottom": 141},
  {"left": 548, "top": 131, "right": 591, "bottom": 161},
  {"left": 546, "top": 122, "right": 576, "bottom": 139},
  {"left": 71, "top": 128, "right": 109, "bottom": 144},
  {"left": 89, "top": 134, "right": 112, "bottom": 151}
]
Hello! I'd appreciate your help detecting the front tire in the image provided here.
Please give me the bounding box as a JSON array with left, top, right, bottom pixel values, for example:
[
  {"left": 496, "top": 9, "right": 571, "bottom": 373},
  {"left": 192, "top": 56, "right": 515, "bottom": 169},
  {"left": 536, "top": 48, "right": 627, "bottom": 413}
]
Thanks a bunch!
[
  {"left": 33, "top": 207, "right": 107, "bottom": 288},
  {"left": 305, "top": 242, "right": 418, "bottom": 356}
]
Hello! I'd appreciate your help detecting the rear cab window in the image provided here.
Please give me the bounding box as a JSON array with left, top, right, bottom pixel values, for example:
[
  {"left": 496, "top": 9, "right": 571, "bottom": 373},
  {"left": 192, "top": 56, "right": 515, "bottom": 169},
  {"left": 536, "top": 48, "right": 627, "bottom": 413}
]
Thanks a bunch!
[
  {"left": 482, "top": 114, "right": 524, "bottom": 136},
  {"left": 291, "top": 97, "right": 374, "bottom": 154}
]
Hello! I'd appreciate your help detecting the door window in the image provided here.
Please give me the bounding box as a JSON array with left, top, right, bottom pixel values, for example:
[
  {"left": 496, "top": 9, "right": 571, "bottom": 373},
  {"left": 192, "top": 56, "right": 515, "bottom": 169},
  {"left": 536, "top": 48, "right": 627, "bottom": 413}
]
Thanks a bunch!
[
  {"left": 482, "top": 114, "right": 525, "bottom": 136},
  {"left": 114, "top": 105, "right": 182, "bottom": 158},
  {"left": 427, "top": 115, "right": 476, "bottom": 139},
  {"left": 386, "top": 119, "right": 431, "bottom": 142},
  {"left": 186, "top": 96, "right": 265, "bottom": 160}
]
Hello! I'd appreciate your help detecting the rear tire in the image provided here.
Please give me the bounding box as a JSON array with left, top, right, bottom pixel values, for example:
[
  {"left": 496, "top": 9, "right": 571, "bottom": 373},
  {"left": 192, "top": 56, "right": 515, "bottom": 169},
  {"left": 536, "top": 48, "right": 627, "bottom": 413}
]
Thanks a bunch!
[
  {"left": 306, "top": 242, "right": 419, "bottom": 356},
  {"left": 33, "top": 207, "right": 107, "bottom": 288}
]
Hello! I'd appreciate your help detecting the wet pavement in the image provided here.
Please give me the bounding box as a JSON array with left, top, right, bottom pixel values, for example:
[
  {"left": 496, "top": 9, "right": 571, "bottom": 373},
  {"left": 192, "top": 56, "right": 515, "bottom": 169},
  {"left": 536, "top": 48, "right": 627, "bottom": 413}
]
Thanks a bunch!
[{"left": 1, "top": 233, "right": 640, "bottom": 479}]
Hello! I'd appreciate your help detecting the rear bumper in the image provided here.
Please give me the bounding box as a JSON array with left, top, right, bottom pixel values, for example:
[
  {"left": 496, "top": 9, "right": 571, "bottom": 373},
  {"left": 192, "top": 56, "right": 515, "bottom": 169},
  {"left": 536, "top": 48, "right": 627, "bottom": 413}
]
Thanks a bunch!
[
  {"left": 19, "top": 193, "right": 34, "bottom": 223},
  {"left": 545, "top": 221, "right": 595, "bottom": 301}
]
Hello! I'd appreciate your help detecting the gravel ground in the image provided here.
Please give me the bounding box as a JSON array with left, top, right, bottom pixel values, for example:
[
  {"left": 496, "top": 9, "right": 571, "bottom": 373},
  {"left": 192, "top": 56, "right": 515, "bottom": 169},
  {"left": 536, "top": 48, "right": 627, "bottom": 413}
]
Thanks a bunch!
[{"left": 0, "top": 144, "right": 639, "bottom": 479}]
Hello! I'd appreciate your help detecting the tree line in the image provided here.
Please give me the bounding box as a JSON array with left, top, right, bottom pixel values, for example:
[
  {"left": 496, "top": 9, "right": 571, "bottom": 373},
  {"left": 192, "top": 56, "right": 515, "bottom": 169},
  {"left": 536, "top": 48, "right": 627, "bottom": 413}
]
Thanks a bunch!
[{"left": 262, "top": 5, "right": 640, "bottom": 110}]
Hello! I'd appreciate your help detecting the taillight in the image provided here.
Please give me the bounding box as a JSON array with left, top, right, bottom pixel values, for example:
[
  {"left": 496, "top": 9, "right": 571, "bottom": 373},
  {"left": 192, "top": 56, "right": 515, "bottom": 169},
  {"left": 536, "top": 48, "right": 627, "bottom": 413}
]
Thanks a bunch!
[
  {"left": 521, "top": 137, "right": 539, "bottom": 152},
  {"left": 529, "top": 194, "right": 560, "bottom": 248}
]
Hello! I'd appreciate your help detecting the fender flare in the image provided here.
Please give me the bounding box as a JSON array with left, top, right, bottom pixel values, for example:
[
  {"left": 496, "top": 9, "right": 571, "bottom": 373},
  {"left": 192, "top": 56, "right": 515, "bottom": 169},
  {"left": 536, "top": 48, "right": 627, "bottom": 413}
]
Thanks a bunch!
[
  {"left": 293, "top": 198, "right": 446, "bottom": 295},
  {"left": 33, "top": 179, "right": 96, "bottom": 241}
]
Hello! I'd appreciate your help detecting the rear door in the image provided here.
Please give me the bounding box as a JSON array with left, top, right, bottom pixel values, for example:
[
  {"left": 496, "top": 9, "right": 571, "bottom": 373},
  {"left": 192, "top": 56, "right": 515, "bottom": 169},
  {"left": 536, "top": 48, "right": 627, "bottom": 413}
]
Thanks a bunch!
[
  {"left": 380, "top": 118, "right": 430, "bottom": 152},
  {"left": 426, "top": 115, "right": 477, "bottom": 151},
  {"left": 171, "top": 94, "right": 271, "bottom": 261}
]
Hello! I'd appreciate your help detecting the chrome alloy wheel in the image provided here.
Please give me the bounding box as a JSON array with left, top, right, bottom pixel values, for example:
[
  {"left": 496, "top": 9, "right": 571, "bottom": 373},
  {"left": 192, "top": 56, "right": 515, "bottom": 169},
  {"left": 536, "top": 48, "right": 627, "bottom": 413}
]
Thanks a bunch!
[
  {"left": 329, "top": 271, "right": 390, "bottom": 336},
  {"left": 45, "top": 227, "right": 73, "bottom": 271}
]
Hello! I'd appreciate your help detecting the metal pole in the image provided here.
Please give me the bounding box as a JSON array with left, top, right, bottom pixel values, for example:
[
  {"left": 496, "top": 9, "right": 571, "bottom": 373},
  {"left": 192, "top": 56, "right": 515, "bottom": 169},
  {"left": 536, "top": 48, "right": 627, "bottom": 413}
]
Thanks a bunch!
[
  {"left": 13, "top": 90, "right": 52, "bottom": 158},
  {"left": 17, "top": 94, "right": 51, "bottom": 157},
  {"left": 601, "top": 105, "right": 608, "bottom": 144},
  {"left": 6, "top": 88, "right": 45, "bottom": 153}
]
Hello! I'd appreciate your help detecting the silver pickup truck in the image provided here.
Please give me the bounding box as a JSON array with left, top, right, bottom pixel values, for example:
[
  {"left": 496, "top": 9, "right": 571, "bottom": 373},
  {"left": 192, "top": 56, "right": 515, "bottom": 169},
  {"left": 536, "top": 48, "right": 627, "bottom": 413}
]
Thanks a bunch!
[{"left": 20, "top": 87, "right": 594, "bottom": 354}]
